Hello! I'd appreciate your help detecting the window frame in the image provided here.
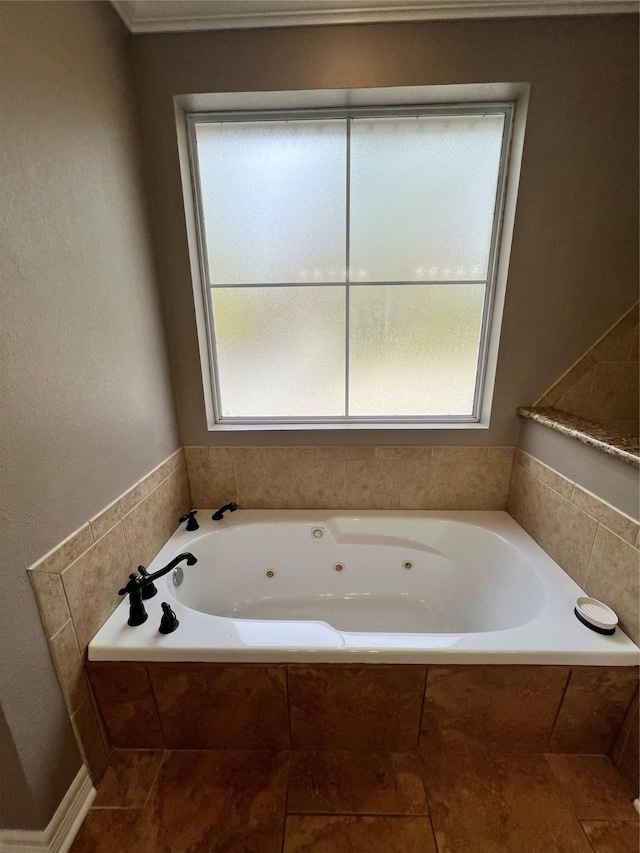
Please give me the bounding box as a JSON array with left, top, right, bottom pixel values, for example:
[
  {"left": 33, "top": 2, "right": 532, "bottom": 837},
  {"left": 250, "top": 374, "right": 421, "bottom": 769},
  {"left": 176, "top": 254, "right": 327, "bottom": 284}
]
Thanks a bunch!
[{"left": 186, "top": 102, "right": 515, "bottom": 427}]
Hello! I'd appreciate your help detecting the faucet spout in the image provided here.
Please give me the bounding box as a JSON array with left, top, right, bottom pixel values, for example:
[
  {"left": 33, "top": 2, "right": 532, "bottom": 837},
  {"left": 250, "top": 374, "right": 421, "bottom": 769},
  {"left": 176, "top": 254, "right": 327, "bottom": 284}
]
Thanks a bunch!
[
  {"left": 212, "top": 502, "right": 238, "bottom": 521},
  {"left": 118, "top": 552, "right": 197, "bottom": 627}
]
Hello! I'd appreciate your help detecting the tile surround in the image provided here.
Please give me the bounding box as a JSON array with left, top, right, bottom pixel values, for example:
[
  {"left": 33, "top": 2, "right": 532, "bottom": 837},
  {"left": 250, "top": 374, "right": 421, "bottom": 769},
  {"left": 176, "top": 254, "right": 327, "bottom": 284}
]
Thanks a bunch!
[
  {"left": 61, "top": 524, "right": 130, "bottom": 652},
  {"left": 611, "top": 687, "right": 639, "bottom": 798},
  {"left": 536, "top": 302, "right": 639, "bottom": 439},
  {"left": 148, "top": 663, "right": 290, "bottom": 749},
  {"left": 420, "top": 664, "right": 570, "bottom": 754},
  {"left": 287, "top": 664, "right": 427, "bottom": 751},
  {"left": 27, "top": 447, "right": 189, "bottom": 777},
  {"left": 87, "top": 663, "right": 164, "bottom": 749},
  {"left": 88, "top": 661, "right": 638, "bottom": 765},
  {"left": 507, "top": 448, "right": 639, "bottom": 644},
  {"left": 549, "top": 667, "right": 639, "bottom": 754},
  {"left": 184, "top": 444, "right": 515, "bottom": 511},
  {"left": 71, "top": 694, "right": 109, "bottom": 781}
]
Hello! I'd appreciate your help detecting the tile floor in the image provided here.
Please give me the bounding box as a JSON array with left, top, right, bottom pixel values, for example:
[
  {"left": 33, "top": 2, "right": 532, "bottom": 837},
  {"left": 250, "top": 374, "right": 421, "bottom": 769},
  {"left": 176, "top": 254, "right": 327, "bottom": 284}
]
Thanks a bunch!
[{"left": 71, "top": 749, "right": 639, "bottom": 852}]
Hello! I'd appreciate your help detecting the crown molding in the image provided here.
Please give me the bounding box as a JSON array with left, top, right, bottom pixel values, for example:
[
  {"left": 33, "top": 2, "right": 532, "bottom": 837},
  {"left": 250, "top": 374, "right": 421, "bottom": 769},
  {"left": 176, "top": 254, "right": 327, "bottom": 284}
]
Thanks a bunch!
[{"left": 111, "top": 1, "right": 638, "bottom": 34}]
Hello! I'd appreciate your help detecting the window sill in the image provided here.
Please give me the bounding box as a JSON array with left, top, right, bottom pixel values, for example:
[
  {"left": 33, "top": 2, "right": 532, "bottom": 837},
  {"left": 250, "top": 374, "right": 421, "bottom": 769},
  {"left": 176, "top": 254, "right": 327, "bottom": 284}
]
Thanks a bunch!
[{"left": 207, "top": 420, "right": 490, "bottom": 431}]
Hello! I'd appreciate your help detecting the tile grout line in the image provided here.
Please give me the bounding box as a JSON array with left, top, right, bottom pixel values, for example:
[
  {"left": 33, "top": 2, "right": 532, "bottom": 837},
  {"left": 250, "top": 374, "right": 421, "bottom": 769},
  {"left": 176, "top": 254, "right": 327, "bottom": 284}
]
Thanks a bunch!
[
  {"left": 416, "top": 667, "right": 429, "bottom": 751},
  {"left": 546, "top": 669, "right": 573, "bottom": 751},
  {"left": 145, "top": 665, "right": 169, "bottom": 750}
]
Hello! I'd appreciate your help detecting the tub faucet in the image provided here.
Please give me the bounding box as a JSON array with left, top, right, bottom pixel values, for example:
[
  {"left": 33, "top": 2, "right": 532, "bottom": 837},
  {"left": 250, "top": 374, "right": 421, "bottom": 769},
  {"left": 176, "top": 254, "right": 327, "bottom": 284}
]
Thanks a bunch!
[
  {"left": 118, "top": 552, "right": 197, "bottom": 627},
  {"left": 212, "top": 502, "right": 238, "bottom": 521}
]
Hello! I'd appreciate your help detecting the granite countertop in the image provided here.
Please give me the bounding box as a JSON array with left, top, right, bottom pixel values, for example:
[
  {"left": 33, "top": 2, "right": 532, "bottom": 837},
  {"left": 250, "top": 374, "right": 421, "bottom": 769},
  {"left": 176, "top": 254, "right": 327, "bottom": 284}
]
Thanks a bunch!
[{"left": 517, "top": 406, "right": 640, "bottom": 467}]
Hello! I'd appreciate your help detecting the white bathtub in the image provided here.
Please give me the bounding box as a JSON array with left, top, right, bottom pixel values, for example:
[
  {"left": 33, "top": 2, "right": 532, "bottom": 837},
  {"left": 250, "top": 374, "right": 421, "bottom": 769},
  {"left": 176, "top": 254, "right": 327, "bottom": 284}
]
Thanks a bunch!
[{"left": 89, "top": 511, "right": 639, "bottom": 665}]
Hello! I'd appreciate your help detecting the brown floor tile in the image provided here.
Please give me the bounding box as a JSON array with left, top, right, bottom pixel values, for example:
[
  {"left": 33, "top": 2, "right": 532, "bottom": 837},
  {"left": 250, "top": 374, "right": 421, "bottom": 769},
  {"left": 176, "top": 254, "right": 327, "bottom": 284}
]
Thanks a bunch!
[
  {"left": 288, "top": 665, "right": 426, "bottom": 750},
  {"left": 93, "top": 749, "right": 165, "bottom": 808},
  {"left": 70, "top": 809, "right": 140, "bottom": 853},
  {"left": 549, "top": 667, "right": 639, "bottom": 754},
  {"left": 128, "top": 750, "right": 288, "bottom": 853},
  {"left": 581, "top": 821, "right": 640, "bottom": 853},
  {"left": 283, "top": 815, "right": 437, "bottom": 852},
  {"left": 421, "top": 664, "right": 569, "bottom": 753},
  {"left": 288, "top": 751, "right": 427, "bottom": 815},
  {"left": 421, "top": 752, "right": 593, "bottom": 852},
  {"left": 546, "top": 755, "right": 638, "bottom": 820},
  {"left": 148, "top": 663, "right": 289, "bottom": 749}
]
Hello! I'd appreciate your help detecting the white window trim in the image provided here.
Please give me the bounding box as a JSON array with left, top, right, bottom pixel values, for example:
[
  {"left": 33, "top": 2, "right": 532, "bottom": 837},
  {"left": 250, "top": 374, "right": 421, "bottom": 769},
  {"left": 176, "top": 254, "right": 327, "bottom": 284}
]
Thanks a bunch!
[{"left": 175, "top": 84, "right": 529, "bottom": 431}]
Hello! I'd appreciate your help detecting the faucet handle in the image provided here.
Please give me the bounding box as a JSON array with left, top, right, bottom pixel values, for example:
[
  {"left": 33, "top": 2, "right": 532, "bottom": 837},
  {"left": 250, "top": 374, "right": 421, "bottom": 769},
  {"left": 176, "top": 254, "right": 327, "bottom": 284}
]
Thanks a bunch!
[
  {"left": 159, "top": 602, "right": 179, "bottom": 634},
  {"left": 179, "top": 510, "right": 199, "bottom": 531},
  {"left": 138, "top": 566, "right": 158, "bottom": 600}
]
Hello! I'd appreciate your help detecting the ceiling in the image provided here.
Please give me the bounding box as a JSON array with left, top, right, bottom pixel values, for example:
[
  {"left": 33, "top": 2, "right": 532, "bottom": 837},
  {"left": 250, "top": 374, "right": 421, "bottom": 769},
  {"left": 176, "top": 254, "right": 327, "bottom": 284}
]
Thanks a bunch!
[{"left": 111, "top": 0, "right": 637, "bottom": 33}]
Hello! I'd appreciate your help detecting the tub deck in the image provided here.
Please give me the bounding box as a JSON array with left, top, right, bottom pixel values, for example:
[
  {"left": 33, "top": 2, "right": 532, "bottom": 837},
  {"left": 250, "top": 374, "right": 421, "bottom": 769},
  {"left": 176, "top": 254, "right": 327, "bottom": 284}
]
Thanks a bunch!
[{"left": 89, "top": 511, "right": 639, "bottom": 665}]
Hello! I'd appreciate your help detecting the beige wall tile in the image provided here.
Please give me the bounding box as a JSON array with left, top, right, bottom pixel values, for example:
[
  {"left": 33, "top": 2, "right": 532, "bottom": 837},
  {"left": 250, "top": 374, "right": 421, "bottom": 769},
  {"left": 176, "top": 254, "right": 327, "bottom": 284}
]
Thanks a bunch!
[
  {"left": 346, "top": 461, "right": 403, "bottom": 509},
  {"left": 553, "top": 367, "right": 596, "bottom": 417},
  {"left": 571, "top": 486, "right": 639, "bottom": 544},
  {"left": 29, "top": 524, "right": 93, "bottom": 574},
  {"left": 263, "top": 446, "right": 323, "bottom": 462},
  {"left": 584, "top": 526, "right": 640, "bottom": 645},
  {"left": 593, "top": 328, "right": 636, "bottom": 362},
  {"left": 316, "top": 446, "right": 376, "bottom": 461},
  {"left": 431, "top": 446, "right": 488, "bottom": 462},
  {"left": 487, "top": 447, "right": 516, "bottom": 461},
  {"left": 122, "top": 466, "right": 191, "bottom": 570},
  {"left": 183, "top": 446, "right": 209, "bottom": 467},
  {"left": 514, "top": 450, "right": 574, "bottom": 499},
  {"left": 138, "top": 447, "right": 184, "bottom": 497},
  {"left": 292, "top": 461, "right": 346, "bottom": 509},
  {"left": 210, "top": 446, "right": 265, "bottom": 462},
  {"left": 72, "top": 694, "right": 108, "bottom": 781},
  {"left": 236, "top": 460, "right": 292, "bottom": 508},
  {"left": 28, "top": 569, "right": 71, "bottom": 639},
  {"left": 455, "top": 457, "right": 513, "bottom": 510},
  {"left": 90, "top": 482, "right": 143, "bottom": 541},
  {"left": 543, "top": 353, "right": 596, "bottom": 406},
  {"left": 48, "top": 620, "right": 89, "bottom": 714},
  {"left": 62, "top": 523, "right": 130, "bottom": 651},
  {"left": 401, "top": 462, "right": 457, "bottom": 510},
  {"left": 507, "top": 464, "right": 597, "bottom": 586},
  {"left": 587, "top": 362, "right": 639, "bottom": 422},
  {"left": 185, "top": 447, "right": 236, "bottom": 507},
  {"left": 630, "top": 325, "right": 639, "bottom": 361},
  {"left": 194, "top": 461, "right": 237, "bottom": 508},
  {"left": 375, "top": 447, "right": 433, "bottom": 461}
]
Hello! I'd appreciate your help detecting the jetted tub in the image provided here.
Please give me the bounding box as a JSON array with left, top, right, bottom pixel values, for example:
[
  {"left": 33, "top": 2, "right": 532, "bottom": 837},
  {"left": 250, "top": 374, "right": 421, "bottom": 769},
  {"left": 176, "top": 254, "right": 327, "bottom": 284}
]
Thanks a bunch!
[{"left": 89, "top": 511, "right": 639, "bottom": 665}]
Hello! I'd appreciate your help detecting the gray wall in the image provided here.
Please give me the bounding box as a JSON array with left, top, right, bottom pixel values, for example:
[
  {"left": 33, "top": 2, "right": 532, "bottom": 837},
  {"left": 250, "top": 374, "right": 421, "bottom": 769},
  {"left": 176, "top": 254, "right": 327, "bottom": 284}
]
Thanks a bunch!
[
  {"left": 517, "top": 419, "right": 639, "bottom": 521},
  {"left": 132, "top": 14, "right": 639, "bottom": 446},
  {"left": 0, "top": 1, "right": 179, "bottom": 830}
]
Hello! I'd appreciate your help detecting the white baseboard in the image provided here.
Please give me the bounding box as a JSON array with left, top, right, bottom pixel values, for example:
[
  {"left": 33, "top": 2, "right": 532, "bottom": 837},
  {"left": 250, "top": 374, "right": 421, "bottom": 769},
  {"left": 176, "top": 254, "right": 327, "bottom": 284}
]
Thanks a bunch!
[{"left": 0, "top": 765, "right": 96, "bottom": 853}]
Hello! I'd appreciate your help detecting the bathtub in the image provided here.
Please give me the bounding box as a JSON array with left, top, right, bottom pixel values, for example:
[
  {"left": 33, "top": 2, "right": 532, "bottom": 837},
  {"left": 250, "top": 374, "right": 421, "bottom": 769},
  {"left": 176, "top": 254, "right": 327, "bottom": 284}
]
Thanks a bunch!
[{"left": 89, "top": 511, "right": 639, "bottom": 665}]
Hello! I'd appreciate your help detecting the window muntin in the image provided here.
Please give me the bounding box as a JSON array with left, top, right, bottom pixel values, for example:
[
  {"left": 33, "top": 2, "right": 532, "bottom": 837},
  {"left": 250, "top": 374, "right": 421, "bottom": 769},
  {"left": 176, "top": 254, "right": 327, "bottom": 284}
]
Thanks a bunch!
[{"left": 188, "top": 105, "right": 512, "bottom": 425}]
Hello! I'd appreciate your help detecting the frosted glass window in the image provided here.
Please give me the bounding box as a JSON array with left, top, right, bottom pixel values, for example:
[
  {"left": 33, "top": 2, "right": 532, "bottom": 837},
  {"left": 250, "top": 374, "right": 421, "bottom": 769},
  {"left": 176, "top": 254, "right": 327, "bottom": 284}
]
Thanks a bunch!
[
  {"left": 188, "top": 105, "right": 512, "bottom": 423},
  {"left": 212, "top": 287, "right": 345, "bottom": 417},
  {"left": 349, "top": 285, "right": 485, "bottom": 416},
  {"left": 349, "top": 115, "right": 504, "bottom": 281},
  {"left": 195, "top": 121, "right": 347, "bottom": 284}
]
